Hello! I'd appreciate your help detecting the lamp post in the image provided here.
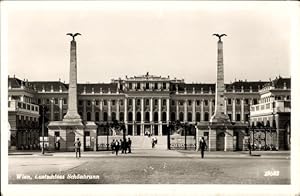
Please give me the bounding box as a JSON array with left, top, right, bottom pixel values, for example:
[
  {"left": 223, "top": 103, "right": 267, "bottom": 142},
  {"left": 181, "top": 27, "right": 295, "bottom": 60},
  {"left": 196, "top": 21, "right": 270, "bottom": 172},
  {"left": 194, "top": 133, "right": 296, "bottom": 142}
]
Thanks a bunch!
[{"left": 41, "top": 105, "right": 45, "bottom": 155}]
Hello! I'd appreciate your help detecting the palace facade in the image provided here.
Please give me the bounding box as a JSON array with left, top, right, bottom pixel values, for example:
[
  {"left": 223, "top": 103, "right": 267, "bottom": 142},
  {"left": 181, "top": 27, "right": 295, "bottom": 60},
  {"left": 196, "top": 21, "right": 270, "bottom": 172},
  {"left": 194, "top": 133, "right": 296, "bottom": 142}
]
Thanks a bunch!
[{"left": 8, "top": 74, "right": 291, "bottom": 151}]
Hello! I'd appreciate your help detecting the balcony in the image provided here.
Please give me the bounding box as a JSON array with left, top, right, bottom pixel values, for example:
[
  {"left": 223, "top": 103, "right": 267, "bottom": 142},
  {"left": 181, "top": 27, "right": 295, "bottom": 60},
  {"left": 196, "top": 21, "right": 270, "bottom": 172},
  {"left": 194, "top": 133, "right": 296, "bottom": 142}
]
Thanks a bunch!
[
  {"left": 8, "top": 100, "right": 39, "bottom": 115},
  {"left": 250, "top": 100, "right": 291, "bottom": 117}
]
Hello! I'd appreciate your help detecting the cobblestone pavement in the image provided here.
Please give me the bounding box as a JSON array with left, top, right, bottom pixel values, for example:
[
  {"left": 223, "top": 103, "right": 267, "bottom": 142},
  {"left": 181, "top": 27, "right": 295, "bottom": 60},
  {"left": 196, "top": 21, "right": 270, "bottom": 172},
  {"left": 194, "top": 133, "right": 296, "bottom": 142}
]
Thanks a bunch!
[{"left": 8, "top": 149, "right": 290, "bottom": 184}]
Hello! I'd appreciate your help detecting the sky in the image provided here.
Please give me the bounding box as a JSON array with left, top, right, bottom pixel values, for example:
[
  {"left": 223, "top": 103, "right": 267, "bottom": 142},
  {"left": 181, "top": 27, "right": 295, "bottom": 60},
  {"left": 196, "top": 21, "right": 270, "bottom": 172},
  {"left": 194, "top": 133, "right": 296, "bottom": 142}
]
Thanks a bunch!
[{"left": 3, "top": 1, "right": 293, "bottom": 83}]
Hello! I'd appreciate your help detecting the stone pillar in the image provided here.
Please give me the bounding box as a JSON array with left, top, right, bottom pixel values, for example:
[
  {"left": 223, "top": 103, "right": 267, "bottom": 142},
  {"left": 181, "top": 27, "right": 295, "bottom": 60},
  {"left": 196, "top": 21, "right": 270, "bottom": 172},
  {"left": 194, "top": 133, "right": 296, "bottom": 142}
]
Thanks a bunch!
[
  {"left": 91, "top": 99, "right": 95, "bottom": 121},
  {"left": 59, "top": 98, "right": 63, "bottom": 120},
  {"left": 116, "top": 99, "right": 120, "bottom": 120},
  {"left": 132, "top": 98, "right": 136, "bottom": 136},
  {"left": 108, "top": 99, "right": 111, "bottom": 121},
  {"left": 166, "top": 98, "right": 170, "bottom": 122},
  {"left": 176, "top": 100, "right": 179, "bottom": 120},
  {"left": 83, "top": 100, "right": 87, "bottom": 121},
  {"left": 209, "top": 99, "right": 213, "bottom": 119},
  {"left": 232, "top": 98, "right": 236, "bottom": 121},
  {"left": 124, "top": 98, "right": 128, "bottom": 131},
  {"left": 100, "top": 99, "right": 103, "bottom": 121},
  {"left": 63, "top": 39, "right": 81, "bottom": 121},
  {"left": 184, "top": 99, "right": 187, "bottom": 122},
  {"left": 192, "top": 99, "right": 196, "bottom": 122},
  {"left": 241, "top": 99, "right": 245, "bottom": 122},
  {"left": 224, "top": 129, "right": 234, "bottom": 151},
  {"left": 50, "top": 98, "right": 54, "bottom": 121},
  {"left": 158, "top": 98, "right": 162, "bottom": 136},
  {"left": 150, "top": 98, "right": 153, "bottom": 134},
  {"left": 209, "top": 128, "right": 216, "bottom": 151},
  {"left": 210, "top": 37, "right": 230, "bottom": 123},
  {"left": 141, "top": 98, "right": 144, "bottom": 136},
  {"left": 201, "top": 99, "right": 204, "bottom": 121}
]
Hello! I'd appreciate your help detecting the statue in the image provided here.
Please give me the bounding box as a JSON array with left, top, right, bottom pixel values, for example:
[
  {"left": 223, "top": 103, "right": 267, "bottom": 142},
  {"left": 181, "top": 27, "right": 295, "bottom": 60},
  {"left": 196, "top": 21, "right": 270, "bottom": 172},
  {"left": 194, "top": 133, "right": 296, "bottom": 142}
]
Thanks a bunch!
[
  {"left": 212, "top": 33, "right": 227, "bottom": 42},
  {"left": 66, "top": 33, "right": 81, "bottom": 41}
]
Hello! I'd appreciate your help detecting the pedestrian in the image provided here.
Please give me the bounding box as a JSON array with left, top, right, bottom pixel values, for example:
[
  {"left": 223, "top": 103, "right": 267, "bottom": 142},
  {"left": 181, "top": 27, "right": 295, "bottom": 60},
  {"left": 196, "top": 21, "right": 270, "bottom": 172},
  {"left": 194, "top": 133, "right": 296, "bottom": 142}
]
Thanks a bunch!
[
  {"left": 123, "top": 138, "right": 127, "bottom": 154},
  {"left": 127, "top": 138, "right": 132, "bottom": 153},
  {"left": 120, "top": 139, "right": 124, "bottom": 154},
  {"left": 152, "top": 138, "right": 155, "bottom": 148},
  {"left": 115, "top": 139, "right": 120, "bottom": 156},
  {"left": 199, "top": 137, "right": 207, "bottom": 159},
  {"left": 74, "top": 138, "right": 81, "bottom": 158},
  {"left": 111, "top": 139, "right": 115, "bottom": 154},
  {"left": 154, "top": 137, "right": 158, "bottom": 145}
]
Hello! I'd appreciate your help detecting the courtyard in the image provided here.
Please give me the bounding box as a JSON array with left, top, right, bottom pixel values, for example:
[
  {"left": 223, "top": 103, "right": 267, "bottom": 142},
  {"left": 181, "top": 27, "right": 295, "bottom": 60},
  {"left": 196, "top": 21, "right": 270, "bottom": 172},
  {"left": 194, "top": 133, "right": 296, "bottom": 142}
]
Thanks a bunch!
[{"left": 8, "top": 149, "right": 290, "bottom": 184}]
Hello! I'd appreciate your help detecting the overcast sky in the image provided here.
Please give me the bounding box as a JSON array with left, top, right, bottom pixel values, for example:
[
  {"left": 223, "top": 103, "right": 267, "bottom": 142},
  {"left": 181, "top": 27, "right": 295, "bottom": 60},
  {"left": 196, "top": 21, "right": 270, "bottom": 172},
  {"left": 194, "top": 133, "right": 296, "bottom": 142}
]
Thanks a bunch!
[{"left": 4, "top": 1, "right": 292, "bottom": 83}]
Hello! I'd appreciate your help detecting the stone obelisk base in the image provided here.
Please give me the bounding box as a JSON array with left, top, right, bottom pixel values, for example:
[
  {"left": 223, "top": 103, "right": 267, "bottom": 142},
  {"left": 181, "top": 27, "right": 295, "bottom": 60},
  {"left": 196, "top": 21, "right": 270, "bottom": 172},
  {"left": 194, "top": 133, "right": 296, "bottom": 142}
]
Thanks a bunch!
[{"left": 48, "top": 120, "right": 98, "bottom": 152}]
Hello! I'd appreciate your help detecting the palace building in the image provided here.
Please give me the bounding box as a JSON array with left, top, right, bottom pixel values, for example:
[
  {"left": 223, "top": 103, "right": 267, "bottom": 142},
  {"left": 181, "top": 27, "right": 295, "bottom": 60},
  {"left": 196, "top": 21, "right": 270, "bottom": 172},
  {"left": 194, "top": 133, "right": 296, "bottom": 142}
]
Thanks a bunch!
[{"left": 7, "top": 74, "right": 291, "bottom": 151}]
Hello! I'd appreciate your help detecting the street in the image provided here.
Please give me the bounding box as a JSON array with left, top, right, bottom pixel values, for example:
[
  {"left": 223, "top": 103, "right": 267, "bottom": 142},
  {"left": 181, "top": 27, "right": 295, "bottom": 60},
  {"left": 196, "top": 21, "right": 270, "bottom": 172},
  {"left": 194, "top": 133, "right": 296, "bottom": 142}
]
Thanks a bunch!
[{"left": 8, "top": 149, "right": 290, "bottom": 184}]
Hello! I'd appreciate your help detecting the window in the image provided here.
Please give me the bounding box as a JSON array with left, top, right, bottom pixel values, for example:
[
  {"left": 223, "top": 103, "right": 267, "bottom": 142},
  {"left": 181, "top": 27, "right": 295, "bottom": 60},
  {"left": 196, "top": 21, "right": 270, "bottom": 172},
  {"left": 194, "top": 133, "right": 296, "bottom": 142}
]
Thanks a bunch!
[
  {"left": 137, "top": 83, "right": 140, "bottom": 89},
  {"left": 188, "top": 100, "right": 192, "bottom": 106},
  {"left": 228, "top": 113, "right": 232, "bottom": 121},
  {"left": 196, "top": 100, "right": 200, "bottom": 106},
  {"left": 136, "top": 112, "right": 141, "bottom": 122},
  {"left": 236, "top": 113, "right": 241, "bottom": 121},
  {"left": 128, "top": 112, "right": 133, "bottom": 122},
  {"left": 38, "top": 99, "right": 41, "bottom": 104},
  {"left": 145, "top": 112, "right": 150, "bottom": 122},
  {"left": 95, "top": 112, "right": 99, "bottom": 121},
  {"left": 63, "top": 98, "right": 67, "bottom": 105},
  {"left": 253, "top": 99, "right": 258, "bottom": 105},
  {"left": 146, "top": 99, "right": 149, "bottom": 106},
  {"left": 154, "top": 83, "right": 158, "bottom": 89},
  {"left": 204, "top": 100, "right": 208, "bottom": 106},
  {"left": 163, "top": 99, "right": 166, "bottom": 106},
  {"left": 154, "top": 112, "right": 159, "bottom": 122},
  {"left": 154, "top": 99, "right": 158, "bottom": 106},
  {"left": 103, "top": 112, "right": 108, "bottom": 121},
  {"left": 163, "top": 83, "right": 166, "bottom": 89},
  {"left": 172, "top": 100, "right": 175, "bottom": 106},
  {"left": 111, "top": 112, "right": 116, "bottom": 121},
  {"left": 87, "top": 100, "right": 91, "bottom": 106},
  {"left": 112, "top": 100, "right": 115, "bottom": 106},
  {"left": 129, "top": 83, "right": 132, "bottom": 89},
  {"left": 87, "top": 112, "right": 91, "bottom": 121},
  {"left": 245, "top": 99, "right": 249, "bottom": 105},
  {"left": 120, "top": 100, "right": 123, "bottom": 105},
  {"left": 95, "top": 100, "right": 99, "bottom": 105},
  {"left": 179, "top": 112, "right": 184, "bottom": 121},
  {"left": 119, "top": 112, "right": 124, "bottom": 121},
  {"left": 103, "top": 100, "right": 107, "bottom": 105},
  {"left": 196, "top": 112, "right": 201, "bottom": 122},
  {"left": 46, "top": 99, "right": 50, "bottom": 104},
  {"left": 162, "top": 112, "right": 167, "bottom": 122},
  {"left": 227, "top": 98, "right": 231, "bottom": 105},
  {"left": 146, "top": 83, "right": 149, "bottom": 89},
  {"left": 79, "top": 100, "right": 83, "bottom": 106},
  {"left": 188, "top": 112, "right": 192, "bottom": 121},
  {"left": 204, "top": 112, "right": 209, "bottom": 121},
  {"left": 171, "top": 112, "right": 176, "bottom": 121},
  {"left": 137, "top": 99, "right": 140, "bottom": 106},
  {"left": 236, "top": 99, "right": 240, "bottom": 105},
  {"left": 129, "top": 99, "right": 132, "bottom": 106}
]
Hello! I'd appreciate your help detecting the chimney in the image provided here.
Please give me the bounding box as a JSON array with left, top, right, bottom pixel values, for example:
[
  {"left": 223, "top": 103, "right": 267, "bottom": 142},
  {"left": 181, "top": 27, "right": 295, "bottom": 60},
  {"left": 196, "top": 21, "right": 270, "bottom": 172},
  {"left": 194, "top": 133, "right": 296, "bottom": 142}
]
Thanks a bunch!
[{"left": 283, "top": 82, "right": 287, "bottom": 90}]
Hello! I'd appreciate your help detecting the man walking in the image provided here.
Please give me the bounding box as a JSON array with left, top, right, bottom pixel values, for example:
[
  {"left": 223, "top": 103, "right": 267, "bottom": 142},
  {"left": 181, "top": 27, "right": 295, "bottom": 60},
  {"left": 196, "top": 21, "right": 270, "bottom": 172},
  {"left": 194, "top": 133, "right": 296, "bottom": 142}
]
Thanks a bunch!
[
  {"left": 127, "top": 138, "right": 132, "bottom": 153},
  {"left": 74, "top": 138, "right": 81, "bottom": 158},
  {"left": 199, "top": 137, "right": 207, "bottom": 159},
  {"left": 111, "top": 139, "right": 115, "bottom": 154}
]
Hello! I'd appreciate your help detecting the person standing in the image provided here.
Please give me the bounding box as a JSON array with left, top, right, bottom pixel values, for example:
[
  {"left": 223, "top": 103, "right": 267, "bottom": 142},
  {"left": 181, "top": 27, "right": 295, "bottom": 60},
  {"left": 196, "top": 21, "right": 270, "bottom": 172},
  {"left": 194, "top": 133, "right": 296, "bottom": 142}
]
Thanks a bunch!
[
  {"left": 74, "top": 138, "right": 81, "bottom": 158},
  {"left": 111, "top": 139, "right": 115, "bottom": 154},
  {"left": 127, "top": 138, "right": 132, "bottom": 153},
  {"left": 115, "top": 139, "right": 120, "bottom": 156},
  {"left": 199, "top": 137, "right": 207, "bottom": 159},
  {"left": 123, "top": 138, "right": 127, "bottom": 154}
]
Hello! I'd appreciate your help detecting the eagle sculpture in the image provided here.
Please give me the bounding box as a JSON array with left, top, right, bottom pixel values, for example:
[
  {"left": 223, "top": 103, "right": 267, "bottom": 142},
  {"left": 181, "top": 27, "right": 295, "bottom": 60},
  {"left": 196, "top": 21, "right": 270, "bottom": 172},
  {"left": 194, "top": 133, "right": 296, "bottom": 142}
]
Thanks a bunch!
[
  {"left": 66, "top": 33, "right": 81, "bottom": 41},
  {"left": 212, "top": 33, "right": 227, "bottom": 41}
]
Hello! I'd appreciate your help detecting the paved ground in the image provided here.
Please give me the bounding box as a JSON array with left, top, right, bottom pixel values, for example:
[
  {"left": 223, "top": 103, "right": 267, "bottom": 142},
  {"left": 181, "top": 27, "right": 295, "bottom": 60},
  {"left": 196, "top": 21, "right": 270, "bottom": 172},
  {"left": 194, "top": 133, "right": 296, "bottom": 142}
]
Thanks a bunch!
[{"left": 8, "top": 149, "right": 290, "bottom": 184}]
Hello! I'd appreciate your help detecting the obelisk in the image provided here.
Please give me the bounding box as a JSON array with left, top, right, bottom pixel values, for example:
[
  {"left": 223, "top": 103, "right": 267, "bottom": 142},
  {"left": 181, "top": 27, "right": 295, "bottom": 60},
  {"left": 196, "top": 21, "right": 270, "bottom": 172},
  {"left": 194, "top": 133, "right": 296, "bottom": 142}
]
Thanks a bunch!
[
  {"left": 63, "top": 33, "right": 81, "bottom": 122},
  {"left": 210, "top": 34, "right": 230, "bottom": 123}
]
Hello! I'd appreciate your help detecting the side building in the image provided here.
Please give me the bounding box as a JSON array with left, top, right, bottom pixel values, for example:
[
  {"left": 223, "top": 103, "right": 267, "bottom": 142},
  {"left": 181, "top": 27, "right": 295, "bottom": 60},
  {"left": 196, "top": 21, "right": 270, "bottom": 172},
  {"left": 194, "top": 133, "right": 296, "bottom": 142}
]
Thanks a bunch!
[{"left": 8, "top": 74, "right": 291, "bottom": 151}]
